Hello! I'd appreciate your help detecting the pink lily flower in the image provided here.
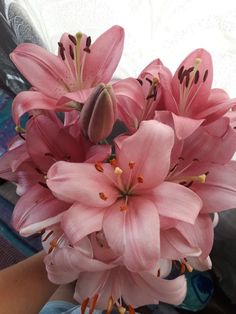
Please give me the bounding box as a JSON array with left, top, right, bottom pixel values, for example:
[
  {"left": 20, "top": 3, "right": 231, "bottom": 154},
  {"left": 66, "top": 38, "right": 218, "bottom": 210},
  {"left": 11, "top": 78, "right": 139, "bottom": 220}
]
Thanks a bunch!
[
  {"left": 10, "top": 25, "right": 124, "bottom": 126},
  {"left": 0, "top": 112, "right": 111, "bottom": 236},
  {"left": 47, "top": 120, "right": 202, "bottom": 272},
  {"left": 147, "top": 49, "right": 236, "bottom": 139},
  {"left": 44, "top": 230, "right": 187, "bottom": 310}
]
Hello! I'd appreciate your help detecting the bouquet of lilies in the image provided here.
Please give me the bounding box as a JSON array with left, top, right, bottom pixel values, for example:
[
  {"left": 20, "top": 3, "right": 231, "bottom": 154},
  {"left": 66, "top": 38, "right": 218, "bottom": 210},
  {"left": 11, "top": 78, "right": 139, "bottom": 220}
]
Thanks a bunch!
[{"left": 1, "top": 25, "right": 236, "bottom": 312}]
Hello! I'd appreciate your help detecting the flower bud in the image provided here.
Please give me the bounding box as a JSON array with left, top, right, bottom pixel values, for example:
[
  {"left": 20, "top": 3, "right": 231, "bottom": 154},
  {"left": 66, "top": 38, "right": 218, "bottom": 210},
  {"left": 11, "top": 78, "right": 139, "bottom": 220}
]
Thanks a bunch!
[{"left": 80, "top": 84, "right": 117, "bottom": 143}]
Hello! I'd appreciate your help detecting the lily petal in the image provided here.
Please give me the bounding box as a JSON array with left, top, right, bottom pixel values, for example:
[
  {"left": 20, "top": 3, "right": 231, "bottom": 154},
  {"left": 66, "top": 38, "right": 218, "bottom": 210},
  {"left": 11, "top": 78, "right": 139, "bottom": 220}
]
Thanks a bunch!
[
  {"left": 153, "top": 182, "right": 202, "bottom": 224},
  {"left": 82, "top": 25, "right": 124, "bottom": 88}
]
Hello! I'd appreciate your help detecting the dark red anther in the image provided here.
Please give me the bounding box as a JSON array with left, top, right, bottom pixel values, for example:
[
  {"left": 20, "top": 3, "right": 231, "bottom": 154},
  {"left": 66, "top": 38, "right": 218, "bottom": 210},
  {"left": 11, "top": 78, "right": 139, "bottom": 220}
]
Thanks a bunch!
[
  {"left": 185, "top": 73, "right": 190, "bottom": 88},
  {"left": 185, "top": 180, "right": 193, "bottom": 188},
  {"left": 68, "top": 34, "right": 77, "bottom": 45},
  {"left": 42, "top": 230, "right": 54, "bottom": 242},
  {"left": 178, "top": 65, "right": 184, "bottom": 80},
  {"left": 86, "top": 36, "right": 92, "bottom": 47},
  {"left": 83, "top": 36, "right": 91, "bottom": 53},
  {"left": 38, "top": 182, "right": 49, "bottom": 189},
  {"left": 35, "top": 167, "right": 44, "bottom": 175},
  {"left": 136, "top": 78, "right": 143, "bottom": 85},
  {"left": 194, "top": 70, "right": 199, "bottom": 84},
  {"left": 18, "top": 133, "right": 25, "bottom": 140},
  {"left": 145, "top": 77, "right": 152, "bottom": 85},
  {"left": 205, "top": 171, "right": 209, "bottom": 176},
  {"left": 203, "top": 69, "right": 208, "bottom": 82},
  {"left": 69, "top": 45, "right": 75, "bottom": 60}
]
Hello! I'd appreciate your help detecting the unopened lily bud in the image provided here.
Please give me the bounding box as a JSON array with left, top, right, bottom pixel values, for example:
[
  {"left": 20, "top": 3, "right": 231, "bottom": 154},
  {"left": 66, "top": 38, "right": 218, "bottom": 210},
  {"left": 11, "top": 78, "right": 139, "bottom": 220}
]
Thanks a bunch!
[{"left": 80, "top": 84, "right": 117, "bottom": 143}]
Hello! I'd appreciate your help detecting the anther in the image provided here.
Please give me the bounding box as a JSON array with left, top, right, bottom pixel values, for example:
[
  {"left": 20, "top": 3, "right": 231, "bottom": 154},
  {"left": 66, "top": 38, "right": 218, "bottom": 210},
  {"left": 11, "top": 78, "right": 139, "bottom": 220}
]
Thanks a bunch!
[
  {"left": 69, "top": 45, "right": 75, "bottom": 60},
  {"left": 42, "top": 230, "right": 54, "bottom": 242},
  {"left": 185, "top": 73, "right": 190, "bottom": 88},
  {"left": 180, "top": 262, "right": 186, "bottom": 274},
  {"left": 99, "top": 192, "right": 108, "bottom": 201},
  {"left": 84, "top": 36, "right": 91, "bottom": 53},
  {"left": 15, "top": 125, "right": 25, "bottom": 133},
  {"left": 118, "top": 306, "right": 126, "bottom": 314},
  {"left": 95, "top": 163, "right": 104, "bottom": 172},
  {"left": 114, "top": 167, "right": 123, "bottom": 176},
  {"left": 68, "top": 34, "right": 77, "bottom": 45},
  {"left": 128, "top": 161, "right": 135, "bottom": 169},
  {"left": 81, "top": 297, "right": 90, "bottom": 314},
  {"left": 38, "top": 182, "right": 49, "bottom": 189},
  {"left": 203, "top": 69, "right": 208, "bottom": 82},
  {"left": 109, "top": 158, "right": 117, "bottom": 167},
  {"left": 178, "top": 65, "right": 185, "bottom": 81},
  {"left": 120, "top": 204, "right": 128, "bottom": 211},
  {"left": 157, "top": 268, "right": 161, "bottom": 277},
  {"left": 18, "top": 133, "right": 25, "bottom": 140},
  {"left": 35, "top": 167, "right": 44, "bottom": 175},
  {"left": 128, "top": 305, "right": 136, "bottom": 314},
  {"left": 58, "top": 42, "right": 65, "bottom": 60},
  {"left": 145, "top": 77, "right": 152, "bottom": 85},
  {"left": 194, "top": 70, "right": 199, "bottom": 84},
  {"left": 205, "top": 171, "right": 209, "bottom": 176},
  {"left": 48, "top": 239, "right": 57, "bottom": 253},
  {"left": 106, "top": 296, "right": 113, "bottom": 314},
  {"left": 137, "top": 175, "right": 144, "bottom": 183},
  {"left": 89, "top": 294, "right": 99, "bottom": 314},
  {"left": 136, "top": 78, "right": 143, "bottom": 85}
]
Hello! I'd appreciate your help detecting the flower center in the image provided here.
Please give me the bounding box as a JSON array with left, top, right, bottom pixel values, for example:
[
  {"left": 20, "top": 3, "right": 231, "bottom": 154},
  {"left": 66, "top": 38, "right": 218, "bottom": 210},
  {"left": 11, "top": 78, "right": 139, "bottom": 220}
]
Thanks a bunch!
[{"left": 95, "top": 160, "right": 144, "bottom": 211}]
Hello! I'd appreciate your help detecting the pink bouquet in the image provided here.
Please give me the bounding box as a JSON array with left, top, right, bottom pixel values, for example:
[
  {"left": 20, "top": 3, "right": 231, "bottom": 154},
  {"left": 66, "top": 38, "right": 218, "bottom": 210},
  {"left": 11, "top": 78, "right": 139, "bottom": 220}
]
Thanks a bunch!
[{"left": 1, "top": 25, "right": 236, "bottom": 312}]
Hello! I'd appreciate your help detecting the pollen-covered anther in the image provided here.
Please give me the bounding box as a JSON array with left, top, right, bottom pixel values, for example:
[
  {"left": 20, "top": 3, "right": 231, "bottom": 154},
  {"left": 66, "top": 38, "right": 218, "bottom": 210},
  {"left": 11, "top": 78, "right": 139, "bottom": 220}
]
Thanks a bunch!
[
  {"left": 128, "top": 161, "right": 135, "bottom": 169},
  {"left": 137, "top": 175, "right": 144, "bottom": 183},
  {"left": 120, "top": 204, "right": 128, "bottom": 211},
  {"left": 95, "top": 163, "right": 104, "bottom": 172},
  {"left": 89, "top": 294, "right": 99, "bottom": 314},
  {"left": 128, "top": 305, "right": 136, "bottom": 314},
  {"left": 106, "top": 296, "right": 114, "bottom": 314},
  {"left": 118, "top": 306, "right": 126, "bottom": 314},
  {"left": 48, "top": 239, "right": 58, "bottom": 253},
  {"left": 99, "top": 192, "right": 108, "bottom": 201},
  {"left": 81, "top": 297, "right": 90, "bottom": 314},
  {"left": 194, "top": 174, "right": 206, "bottom": 183},
  {"left": 109, "top": 158, "right": 118, "bottom": 167},
  {"left": 114, "top": 167, "right": 123, "bottom": 176}
]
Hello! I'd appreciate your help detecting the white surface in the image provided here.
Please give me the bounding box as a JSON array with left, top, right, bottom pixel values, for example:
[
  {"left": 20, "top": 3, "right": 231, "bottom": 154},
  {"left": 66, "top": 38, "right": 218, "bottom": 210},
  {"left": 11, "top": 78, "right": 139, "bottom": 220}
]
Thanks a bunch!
[{"left": 5, "top": 0, "right": 236, "bottom": 97}]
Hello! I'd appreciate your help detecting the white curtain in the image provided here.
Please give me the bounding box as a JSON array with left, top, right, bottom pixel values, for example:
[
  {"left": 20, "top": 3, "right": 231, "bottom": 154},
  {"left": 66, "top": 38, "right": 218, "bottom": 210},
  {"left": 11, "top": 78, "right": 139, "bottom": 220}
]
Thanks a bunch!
[{"left": 3, "top": 0, "right": 236, "bottom": 96}]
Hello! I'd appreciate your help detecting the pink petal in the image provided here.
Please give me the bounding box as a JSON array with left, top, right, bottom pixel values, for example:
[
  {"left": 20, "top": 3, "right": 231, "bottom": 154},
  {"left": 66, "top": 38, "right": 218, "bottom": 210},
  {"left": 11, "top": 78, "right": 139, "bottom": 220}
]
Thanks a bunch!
[
  {"left": 85, "top": 144, "right": 111, "bottom": 163},
  {"left": 193, "top": 163, "right": 236, "bottom": 213},
  {"left": 12, "top": 91, "right": 58, "bottom": 126},
  {"left": 104, "top": 197, "right": 160, "bottom": 272},
  {"left": 56, "top": 89, "right": 92, "bottom": 107},
  {"left": 26, "top": 114, "right": 83, "bottom": 172},
  {"left": 117, "top": 120, "right": 174, "bottom": 190},
  {"left": 47, "top": 161, "right": 118, "bottom": 207},
  {"left": 153, "top": 182, "right": 202, "bottom": 224},
  {"left": 61, "top": 203, "right": 105, "bottom": 244},
  {"left": 161, "top": 229, "right": 202, "bottom": 259},
  {"left": 187, "top": 256, "right": 212, "bottom": 271},
  {"left": 182, "top": 117, "right": 236, "bottom": 164},
  {"left": 45, "top": 247, "right": 114, "bottom": 285},
  {"left": 171, "top": 113, "right": 204, "bottom": 140},
  {"left": 176, "top": 214, "right": 214, "bottom": 258},
  {"left": 113, "top": 78, "right": 145, "bottom": 132},
  {"left": 10, "top": 43, "right": 73, "bottom": 98},
  {"left": 12, "top": 184, "right": 69, "bottom": 233},
  {"left": 122, "top": 270, "right": 187, "bottom": 306},
  {"left": 82, "top": 26, "right": 124, "bottom": 88}
]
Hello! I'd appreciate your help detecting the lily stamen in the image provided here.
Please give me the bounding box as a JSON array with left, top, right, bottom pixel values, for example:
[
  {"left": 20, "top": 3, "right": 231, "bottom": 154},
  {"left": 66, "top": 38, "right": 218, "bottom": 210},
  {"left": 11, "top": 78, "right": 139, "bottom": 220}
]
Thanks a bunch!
[
  {"left": 89, "top": 294, "right": 99, "bottom": 314},
  {"left": 106, "top": 296, "right": 114, "bottom": 314},
  {"left": 81, "top": 297, "right": 90, "bottom": 314}
]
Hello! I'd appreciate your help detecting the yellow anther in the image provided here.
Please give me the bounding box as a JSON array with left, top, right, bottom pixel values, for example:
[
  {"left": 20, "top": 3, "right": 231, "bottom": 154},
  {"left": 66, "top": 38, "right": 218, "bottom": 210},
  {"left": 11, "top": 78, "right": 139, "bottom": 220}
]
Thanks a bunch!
[
  {"left": 198, "top": 174, "right": 206, "bottom": 183},
  {"left": 114, "top": 167, "right": 123, "bottom": 176},
  {"left": 118, "top": 307, "right": 126, "bottom": 314},
  {"left": 106, "top": 296, "right": 113, "bottom": 314},
  {"left": 15, "top": 125, "right": 25, "bottom": 133}
]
